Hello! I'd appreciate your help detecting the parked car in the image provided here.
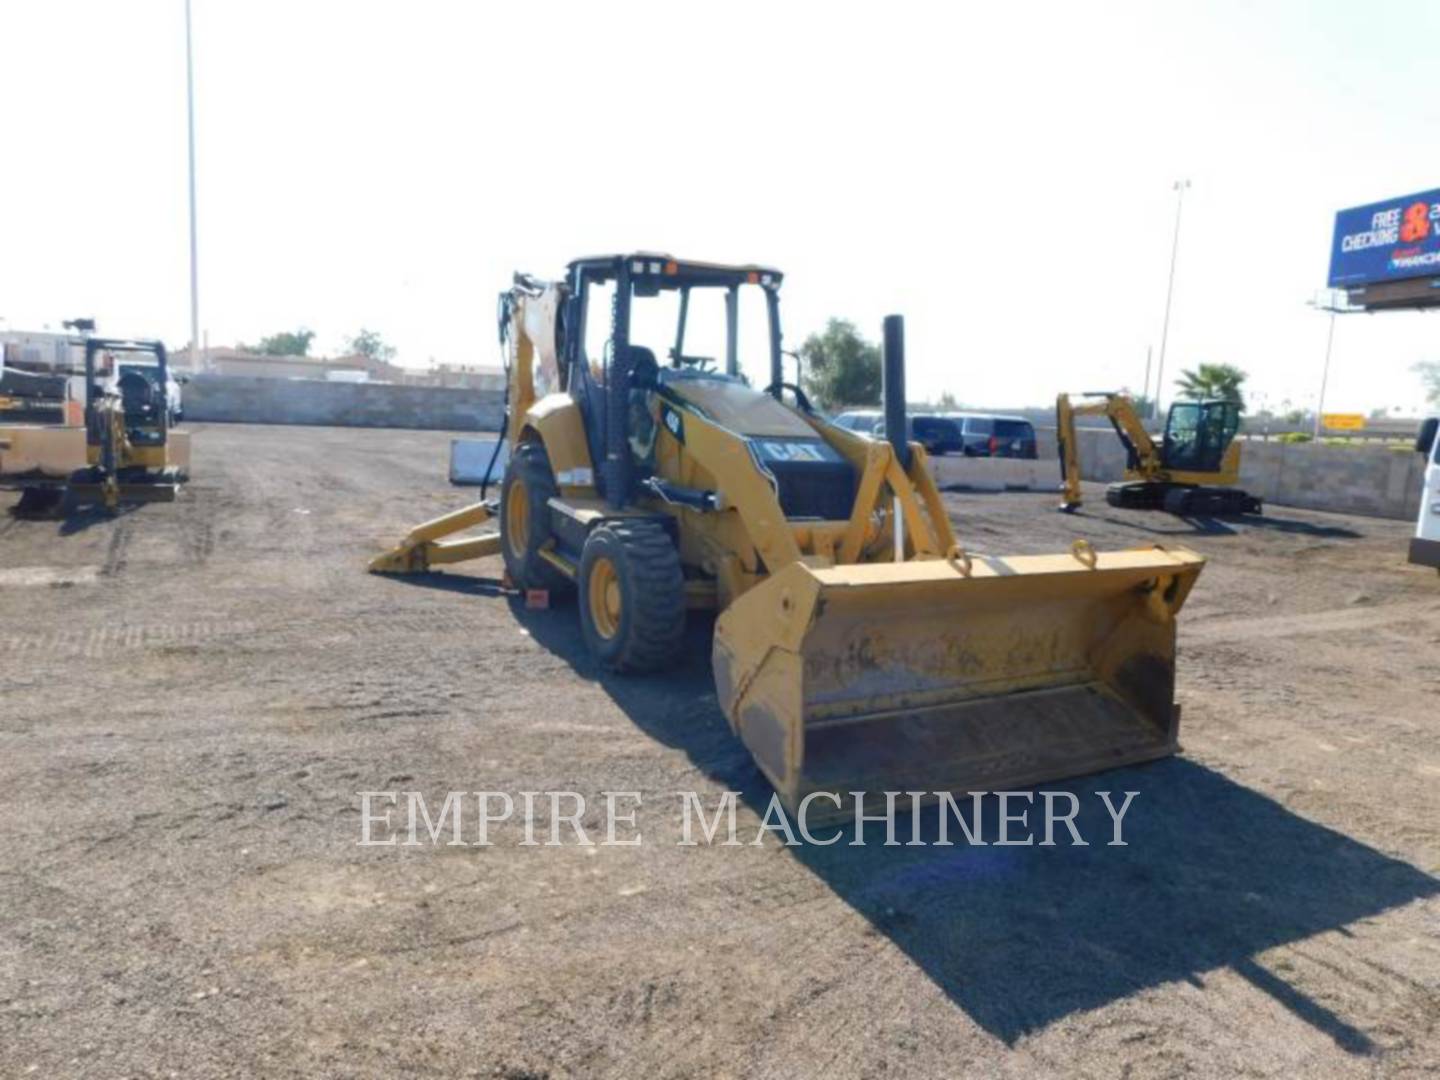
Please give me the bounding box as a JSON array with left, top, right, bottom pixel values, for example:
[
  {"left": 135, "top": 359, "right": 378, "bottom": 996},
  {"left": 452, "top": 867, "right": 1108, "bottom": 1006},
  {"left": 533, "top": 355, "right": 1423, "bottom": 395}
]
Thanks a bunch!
[
  {"left": 951, "top": 413, "right": 1038, "bottom": 459},
  {"left": 832, "top": 409, "right": 883, "bottom": 436},
  {"left": 864, "top": 414, "right": 966, "bottom": 454},
  {"left": 911, "top": 414, "right": 966, "bottom": 454}
]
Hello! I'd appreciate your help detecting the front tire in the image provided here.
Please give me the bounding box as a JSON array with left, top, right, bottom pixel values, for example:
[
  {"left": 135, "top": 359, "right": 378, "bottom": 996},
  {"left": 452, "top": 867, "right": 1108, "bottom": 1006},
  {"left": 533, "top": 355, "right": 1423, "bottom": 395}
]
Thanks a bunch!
[{"left": 578, "top": 520, "right": 685, "bottom": 672}]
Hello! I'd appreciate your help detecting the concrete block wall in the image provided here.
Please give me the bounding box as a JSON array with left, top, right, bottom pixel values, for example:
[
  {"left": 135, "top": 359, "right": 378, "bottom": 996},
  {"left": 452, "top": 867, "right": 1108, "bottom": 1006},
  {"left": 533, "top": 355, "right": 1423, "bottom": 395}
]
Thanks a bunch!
[
  {"left": 1049, "top": 426, "right": 1424, "bottom": 521},
  {"left": 185, "top": 374, "right": 504, "bottom": 432},
  {"left": 181, "top": 379, "right": 1424, "bottom": 521}
]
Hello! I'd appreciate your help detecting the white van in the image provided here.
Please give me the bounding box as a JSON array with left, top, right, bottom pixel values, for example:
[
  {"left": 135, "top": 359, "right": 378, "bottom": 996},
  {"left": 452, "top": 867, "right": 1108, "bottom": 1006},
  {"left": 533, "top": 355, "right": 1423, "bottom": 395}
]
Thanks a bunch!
[{"left": 1412, "top": 418, "right": 1440, "bottom": 571}]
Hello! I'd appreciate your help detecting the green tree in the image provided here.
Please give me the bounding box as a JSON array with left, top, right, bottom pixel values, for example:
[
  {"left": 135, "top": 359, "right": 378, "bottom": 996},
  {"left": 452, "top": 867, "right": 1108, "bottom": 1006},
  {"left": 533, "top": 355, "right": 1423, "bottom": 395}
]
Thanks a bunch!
[
  {"left": 1174, "top": 363, "right": 1248, "bottom": 411},
  {"left": 348, "top": 328, "right": 397, "bottom": 364},
  {"left": 800, "top": 319, "right": 881, "bottom": 410},
  {"left": 242, "top": 329, "right": 315, "bottom": 357},
  {"left": 1412, "top": 360, "right": 1440, "bottom": 405},
  {"left": 936, "top": 390, "right": 960, "bottom": 410}
]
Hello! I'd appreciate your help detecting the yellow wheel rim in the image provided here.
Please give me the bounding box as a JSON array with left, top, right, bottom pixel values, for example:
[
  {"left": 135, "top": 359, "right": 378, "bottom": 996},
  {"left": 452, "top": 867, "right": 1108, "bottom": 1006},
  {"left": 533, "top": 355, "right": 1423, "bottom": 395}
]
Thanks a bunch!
[
  {"left": 505, "top": 479, "right": 529, "bottom": 558},
  {"left": 587, "top": 556, "right": 622, "bottom": 640}
]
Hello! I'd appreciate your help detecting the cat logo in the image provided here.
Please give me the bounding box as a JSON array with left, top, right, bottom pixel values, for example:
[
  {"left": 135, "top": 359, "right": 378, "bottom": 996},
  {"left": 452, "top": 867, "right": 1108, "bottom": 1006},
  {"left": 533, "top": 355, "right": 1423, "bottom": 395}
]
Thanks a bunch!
[{"left": 661, "top": 403, "right": 685, "bottom": 443}]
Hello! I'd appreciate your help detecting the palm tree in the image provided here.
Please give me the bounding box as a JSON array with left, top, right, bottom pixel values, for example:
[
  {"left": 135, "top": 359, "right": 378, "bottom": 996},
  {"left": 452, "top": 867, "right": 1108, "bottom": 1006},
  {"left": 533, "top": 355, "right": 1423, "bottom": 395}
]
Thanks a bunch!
[{"left": 1174, "top": 363, "right": 1247, "bottom": 411}]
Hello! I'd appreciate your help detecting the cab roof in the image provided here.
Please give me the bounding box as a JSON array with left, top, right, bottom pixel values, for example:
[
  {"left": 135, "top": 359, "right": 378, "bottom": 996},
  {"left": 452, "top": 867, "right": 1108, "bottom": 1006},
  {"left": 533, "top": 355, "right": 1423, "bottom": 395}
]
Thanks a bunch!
[{"left": 567, "top": 253, "right": 783, "bottom": 285}]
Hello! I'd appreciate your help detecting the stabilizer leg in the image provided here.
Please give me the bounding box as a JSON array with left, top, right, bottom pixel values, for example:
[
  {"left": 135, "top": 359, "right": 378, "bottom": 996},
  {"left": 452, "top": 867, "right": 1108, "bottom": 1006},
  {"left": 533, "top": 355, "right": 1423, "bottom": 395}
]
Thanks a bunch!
[{"left": 368, "top": 501, "right": 501, "bottom": 574}]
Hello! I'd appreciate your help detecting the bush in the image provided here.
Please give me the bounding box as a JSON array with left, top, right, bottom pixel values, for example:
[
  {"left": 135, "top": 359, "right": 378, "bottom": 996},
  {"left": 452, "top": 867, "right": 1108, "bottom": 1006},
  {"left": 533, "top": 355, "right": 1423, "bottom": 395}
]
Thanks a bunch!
[{"left": 1276, "top": 432, "right": 1312, "bottom": 444}]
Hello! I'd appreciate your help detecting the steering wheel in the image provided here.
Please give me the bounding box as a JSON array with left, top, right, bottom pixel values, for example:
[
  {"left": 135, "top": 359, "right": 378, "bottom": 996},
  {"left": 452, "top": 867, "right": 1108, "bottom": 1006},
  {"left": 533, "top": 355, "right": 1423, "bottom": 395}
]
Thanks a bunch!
[
  {"left": 672, "top": 353, "right": 716, "bottom": 372},
  {"left": 764, "top": 381, "right": 815, "bottom": 415}
]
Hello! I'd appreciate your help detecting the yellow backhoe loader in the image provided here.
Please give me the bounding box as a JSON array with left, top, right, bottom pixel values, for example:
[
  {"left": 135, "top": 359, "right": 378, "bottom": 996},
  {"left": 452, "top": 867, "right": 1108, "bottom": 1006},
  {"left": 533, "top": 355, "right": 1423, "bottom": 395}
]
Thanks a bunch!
[
  {"left": 373, "top": 256, "right": 1206, "bottom": 814},
  {"left": 1056, "top": 391, "right": 1261, "bottom": 516}
]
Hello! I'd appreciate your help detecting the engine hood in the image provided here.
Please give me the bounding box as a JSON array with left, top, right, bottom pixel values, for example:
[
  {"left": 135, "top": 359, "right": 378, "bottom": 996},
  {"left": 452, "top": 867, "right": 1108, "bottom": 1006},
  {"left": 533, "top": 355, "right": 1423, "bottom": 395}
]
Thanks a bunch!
[{"left": 662, "top": 372, "right": 815, "bottom": 439}]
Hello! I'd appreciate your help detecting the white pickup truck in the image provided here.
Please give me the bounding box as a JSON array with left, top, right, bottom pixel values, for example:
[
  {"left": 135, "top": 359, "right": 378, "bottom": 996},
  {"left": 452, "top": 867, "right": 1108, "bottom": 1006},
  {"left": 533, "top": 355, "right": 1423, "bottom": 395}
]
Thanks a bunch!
[{"left": 1412, "top": 418, "right": 1440, "bottom": 571}]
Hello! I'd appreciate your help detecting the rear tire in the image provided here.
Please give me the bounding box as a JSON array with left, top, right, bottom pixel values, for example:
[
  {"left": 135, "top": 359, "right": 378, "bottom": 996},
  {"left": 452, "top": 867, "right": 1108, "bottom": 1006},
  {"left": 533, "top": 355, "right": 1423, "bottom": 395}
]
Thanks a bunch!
[
  {"left": 578, "top": 520, "right": 685, "bottom": 672},
  {"left": 500, "top": 442, "right": 570, "bottom": 592}
]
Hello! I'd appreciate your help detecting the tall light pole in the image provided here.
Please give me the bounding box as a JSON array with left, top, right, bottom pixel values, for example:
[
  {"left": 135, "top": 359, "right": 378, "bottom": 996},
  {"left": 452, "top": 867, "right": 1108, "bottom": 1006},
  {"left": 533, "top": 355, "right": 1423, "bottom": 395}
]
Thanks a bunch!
[
  {"left": 1153, "top": 179, "right": 1190, "bottom": 420},
  {"left": 184, "top": 0, "right": 201, "bottom": 370},
  {"left": 1308, "top": 289, "right": 1344, "bottom": 438},
  {"left": 1314, "top": 311, "right": 1337, "bottom": 438}
]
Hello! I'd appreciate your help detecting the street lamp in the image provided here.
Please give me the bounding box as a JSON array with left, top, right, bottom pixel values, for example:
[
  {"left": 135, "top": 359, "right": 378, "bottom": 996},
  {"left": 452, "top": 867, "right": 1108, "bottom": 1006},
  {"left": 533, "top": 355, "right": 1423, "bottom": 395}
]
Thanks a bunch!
[
  {"left": 184, "top": 0, "right": 201, "bottom": 371},
  {"left": 1153, "top": 179, "right": 1190, "bottom": 421},
  {"left": 1307, "top": 289, "right": 1346, "bottom": 438}
]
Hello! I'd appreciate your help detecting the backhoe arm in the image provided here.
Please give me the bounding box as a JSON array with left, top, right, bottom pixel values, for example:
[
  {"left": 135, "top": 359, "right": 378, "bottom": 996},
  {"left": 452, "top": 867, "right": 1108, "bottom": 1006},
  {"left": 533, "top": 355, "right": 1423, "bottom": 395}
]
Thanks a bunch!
[
  {"left": 370, "top": 278, "right": 564, "bottom": 575},
  {"left": 1055, "top": 392, "right": 1159, "bottom": 511}
]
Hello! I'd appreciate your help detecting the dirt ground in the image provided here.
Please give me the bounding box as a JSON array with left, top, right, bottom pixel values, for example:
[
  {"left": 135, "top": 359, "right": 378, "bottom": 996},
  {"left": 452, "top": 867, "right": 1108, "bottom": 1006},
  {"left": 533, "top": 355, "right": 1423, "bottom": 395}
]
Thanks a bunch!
[{"left": 2, "top": 422, "right": 1437, "bottom": 1079}]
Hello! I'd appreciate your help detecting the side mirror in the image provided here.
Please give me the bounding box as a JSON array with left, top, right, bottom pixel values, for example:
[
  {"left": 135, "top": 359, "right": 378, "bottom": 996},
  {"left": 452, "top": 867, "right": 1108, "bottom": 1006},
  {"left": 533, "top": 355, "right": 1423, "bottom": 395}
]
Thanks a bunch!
[{"left": 1416, "top": 417, "right": 1438, "bottom": 456}]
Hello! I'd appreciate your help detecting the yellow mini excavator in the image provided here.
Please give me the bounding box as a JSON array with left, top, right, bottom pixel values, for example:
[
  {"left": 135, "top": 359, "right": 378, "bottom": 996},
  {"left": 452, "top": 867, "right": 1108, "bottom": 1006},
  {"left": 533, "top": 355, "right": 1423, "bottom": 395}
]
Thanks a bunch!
[
  {"left": 1056, "top": 391, "right": 1262, "bottom": 516},
  {"left": 373, "top": 256, "right": 1207, "bottom": 814},
  {"left": 4, "top": 338, "right": 186, "bottom": 515}
]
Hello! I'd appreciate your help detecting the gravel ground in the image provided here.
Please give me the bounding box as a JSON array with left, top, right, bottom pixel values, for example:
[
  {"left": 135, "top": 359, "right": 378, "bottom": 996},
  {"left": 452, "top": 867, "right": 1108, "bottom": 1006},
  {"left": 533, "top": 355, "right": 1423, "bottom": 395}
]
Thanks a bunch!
[{"left": 2, "top": 422, "right": 1437, "bottom": 1079}]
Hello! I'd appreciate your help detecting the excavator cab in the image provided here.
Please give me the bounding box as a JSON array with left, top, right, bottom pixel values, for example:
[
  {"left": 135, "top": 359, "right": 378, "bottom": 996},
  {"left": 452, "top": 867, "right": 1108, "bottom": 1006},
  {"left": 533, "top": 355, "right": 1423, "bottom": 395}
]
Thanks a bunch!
[{"left": 1162, "top": 400, "right": 1240, "bottom": 473}]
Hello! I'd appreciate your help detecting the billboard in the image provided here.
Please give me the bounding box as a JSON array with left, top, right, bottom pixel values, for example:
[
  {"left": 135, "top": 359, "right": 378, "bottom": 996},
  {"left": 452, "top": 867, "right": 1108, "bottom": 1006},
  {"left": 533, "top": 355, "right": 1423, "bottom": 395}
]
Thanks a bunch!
[{"left": 1327, "top": 188, "right": 1440, "bottom": 288}]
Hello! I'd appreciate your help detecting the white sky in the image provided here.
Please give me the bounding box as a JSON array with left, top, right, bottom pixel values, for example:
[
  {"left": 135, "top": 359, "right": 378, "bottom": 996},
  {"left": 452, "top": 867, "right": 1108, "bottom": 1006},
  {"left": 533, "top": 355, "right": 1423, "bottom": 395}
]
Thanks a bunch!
[{"left": 2, "top": 0, "right": 1436, "bottom": 414}]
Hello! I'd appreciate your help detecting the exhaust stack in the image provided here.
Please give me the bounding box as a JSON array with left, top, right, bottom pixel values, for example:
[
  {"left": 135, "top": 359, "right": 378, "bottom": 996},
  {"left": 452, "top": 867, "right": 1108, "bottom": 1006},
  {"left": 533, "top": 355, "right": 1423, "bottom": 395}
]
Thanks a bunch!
[{"left": 882, "top": 314, "right": 909, "bottom": 470}]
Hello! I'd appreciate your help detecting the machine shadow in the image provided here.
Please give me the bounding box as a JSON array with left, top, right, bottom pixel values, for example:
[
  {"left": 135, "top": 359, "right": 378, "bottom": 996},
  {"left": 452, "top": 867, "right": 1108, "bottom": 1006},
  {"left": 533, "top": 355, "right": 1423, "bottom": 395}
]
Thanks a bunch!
[
  {"left": 1234, "top": 514, "right": 1364, "bottom": 538},
  {"left": 1094, "top": 510, "right": 1362, "bottom": 540},
  {"left": 56, "top": 502, "right": 147, "bottom": 535},
  {"left": 379, "top": 569, "right": 511, "bottom": 598},
  {"left": 513, "top": 598, "right": 1438, "bottom": 1050},
  {"left": 1072, "top": 511, "right": 1238, "bottom": 537}
]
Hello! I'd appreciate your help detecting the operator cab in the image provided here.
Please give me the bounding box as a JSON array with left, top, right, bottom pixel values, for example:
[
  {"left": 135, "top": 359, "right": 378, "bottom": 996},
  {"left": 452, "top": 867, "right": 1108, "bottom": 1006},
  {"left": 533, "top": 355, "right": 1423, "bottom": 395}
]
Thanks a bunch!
[
  {"left": 559, "top": 254, "right": 851, "bottom": 514},
  {"left": 1162, "top": 400, "right": 1240, "bottom": 473},
  {"left": 86, "top": 339, "right": 172, "bottom": 448}
]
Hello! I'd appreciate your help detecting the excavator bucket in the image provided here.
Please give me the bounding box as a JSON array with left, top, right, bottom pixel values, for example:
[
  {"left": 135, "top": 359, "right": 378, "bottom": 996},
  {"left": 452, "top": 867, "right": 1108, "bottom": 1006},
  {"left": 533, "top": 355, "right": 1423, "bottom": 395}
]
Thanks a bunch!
[{"left": 712, "top": 543, "right": 1205, "bottom": 818}]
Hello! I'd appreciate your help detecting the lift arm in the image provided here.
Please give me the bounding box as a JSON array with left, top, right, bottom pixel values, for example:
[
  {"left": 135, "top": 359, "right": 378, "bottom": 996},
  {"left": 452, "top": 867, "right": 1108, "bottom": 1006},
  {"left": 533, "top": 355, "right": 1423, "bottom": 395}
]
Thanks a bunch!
[{"left": 1055, "top": 392, "right": 1161, "bottom": 511}]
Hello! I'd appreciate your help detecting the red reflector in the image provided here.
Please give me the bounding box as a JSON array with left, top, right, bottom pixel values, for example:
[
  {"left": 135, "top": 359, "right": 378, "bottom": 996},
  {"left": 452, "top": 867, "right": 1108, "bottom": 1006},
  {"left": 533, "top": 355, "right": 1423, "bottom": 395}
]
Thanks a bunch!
[{"left": 989, "top": 435, "right": 998, "bottom": 453}]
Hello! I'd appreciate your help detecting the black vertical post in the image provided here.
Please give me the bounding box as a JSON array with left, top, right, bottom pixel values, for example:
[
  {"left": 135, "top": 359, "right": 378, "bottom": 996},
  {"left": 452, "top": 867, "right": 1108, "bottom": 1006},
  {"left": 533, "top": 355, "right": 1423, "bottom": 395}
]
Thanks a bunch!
[
  {"left": 766, "top": 287, "right": 784, "bottom": 398},
  {"left": 724, "top": 285, "right": 739, "bottom": 377},
  {"left": 882, "top": 314, "right": 909, "bottom": 470},
  {"left": 672, "top": 286, "right": 689, "bottom": 367},
  {"left": 83, "top": 339, "right": 99, "bottom": 445},
  {"left": 604, "top": 262, "right": 633, "bottom": 509},
  {"left": 154, "top": 342, "right": 170, "bottom": 435}
]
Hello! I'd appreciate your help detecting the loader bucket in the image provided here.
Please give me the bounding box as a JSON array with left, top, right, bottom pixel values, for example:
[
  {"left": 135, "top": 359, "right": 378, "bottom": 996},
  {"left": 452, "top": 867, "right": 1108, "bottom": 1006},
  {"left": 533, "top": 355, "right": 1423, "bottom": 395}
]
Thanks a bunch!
[{"left": 712, "top": 544, "right": 1205, "bottom": 817}]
